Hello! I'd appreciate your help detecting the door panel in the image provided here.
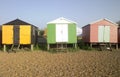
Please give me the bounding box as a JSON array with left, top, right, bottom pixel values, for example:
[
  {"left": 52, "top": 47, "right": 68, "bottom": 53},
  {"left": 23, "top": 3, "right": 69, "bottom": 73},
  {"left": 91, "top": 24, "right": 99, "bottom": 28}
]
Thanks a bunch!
[
  {"left": 98, "top": 26, "right": 104, "bottom": 42},
  {"left": 104, "top": 26, "right": 110, "bottom": 42},
  {"left": 98, "top": 26, "right": 110, "bottom": 42},
  {"left": 2, "top": 25, "right": 13, "bottom": 44},
  {"left": 56, "top": 24, "right": 68, "bottom": 42},
  {"left": 20, "top": 26, "right": 31, "bottom": 44}
]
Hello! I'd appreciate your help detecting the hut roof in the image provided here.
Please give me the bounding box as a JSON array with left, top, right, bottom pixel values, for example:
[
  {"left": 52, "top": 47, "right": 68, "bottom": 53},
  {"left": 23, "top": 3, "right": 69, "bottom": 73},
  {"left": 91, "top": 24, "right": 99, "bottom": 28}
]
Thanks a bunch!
[
  {"left": 82, "top": 18, "right": 118, "bottom": 28},
  {"left": 47, "top": 17, "right": 77, "bottom": 24},
  {"left": 3, "top": 19, "right": 32, "bottom": 25},
  {"left": 90, "top": 18, "right": 118, "bottom": 25}
]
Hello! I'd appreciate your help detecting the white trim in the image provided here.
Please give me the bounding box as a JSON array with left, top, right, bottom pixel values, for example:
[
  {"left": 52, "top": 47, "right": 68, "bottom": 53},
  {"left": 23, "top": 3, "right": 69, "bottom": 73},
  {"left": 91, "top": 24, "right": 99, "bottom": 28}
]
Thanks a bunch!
[
  {"left": 90, "top": 18, "right": 118, "bottom": 26},
  {"left": 47, "top": 17, "right": 77, "bottom": 24}
]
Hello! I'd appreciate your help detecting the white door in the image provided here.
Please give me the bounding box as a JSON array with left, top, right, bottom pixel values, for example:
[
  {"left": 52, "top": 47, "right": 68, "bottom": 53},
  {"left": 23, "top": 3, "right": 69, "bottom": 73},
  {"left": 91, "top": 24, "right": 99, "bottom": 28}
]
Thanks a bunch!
[
  {"left": 98, "top": 26, "right": 104, "bottom": 42},
  {"left": 98, "top": 26, "right": 110, "bottom": 42},
  {"left": 56, "top": 24, "right": 68, "bottom": 42},
  {"left": 104, "top": 26, "right": 110, "bottom": 42}
]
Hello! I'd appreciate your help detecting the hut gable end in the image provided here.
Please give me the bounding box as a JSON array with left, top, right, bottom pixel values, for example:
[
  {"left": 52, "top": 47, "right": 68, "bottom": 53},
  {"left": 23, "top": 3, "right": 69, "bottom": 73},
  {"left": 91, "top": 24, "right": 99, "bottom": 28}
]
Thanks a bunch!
[
  {"left": 3, "top": 19, "right": 31, "bottom": 25},
  {"left": 90, "top": 19, "right": 118, "bottom": 26},
  {"left": 47, "top": 17, "right": 76, "bottom": 24}
]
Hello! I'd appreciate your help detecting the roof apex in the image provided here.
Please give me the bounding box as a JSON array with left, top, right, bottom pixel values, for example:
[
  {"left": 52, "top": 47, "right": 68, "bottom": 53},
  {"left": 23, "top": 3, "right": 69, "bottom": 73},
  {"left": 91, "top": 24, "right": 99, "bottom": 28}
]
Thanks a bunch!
[
  {"left": 90, "top": 18, "right": 118, "bottom": 25},
  {"left": 47, "top": 17, "right": 77, "bottom": 24},
  {"left": 3, "top": 19, "right": 32, "bottom": 25}
]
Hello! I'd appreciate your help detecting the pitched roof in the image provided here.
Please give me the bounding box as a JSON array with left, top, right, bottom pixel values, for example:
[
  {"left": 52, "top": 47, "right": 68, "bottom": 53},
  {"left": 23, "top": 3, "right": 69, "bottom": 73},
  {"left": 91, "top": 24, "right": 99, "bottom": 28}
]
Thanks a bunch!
[
  {"left": 47, "top": 17, "right": 76, "bottom": 24},
  {"left": 90, "top": 18, "right": 118, "bottom": 25},
  {"left": 3, "top": 19, "right": 32, "bottom": 25}
]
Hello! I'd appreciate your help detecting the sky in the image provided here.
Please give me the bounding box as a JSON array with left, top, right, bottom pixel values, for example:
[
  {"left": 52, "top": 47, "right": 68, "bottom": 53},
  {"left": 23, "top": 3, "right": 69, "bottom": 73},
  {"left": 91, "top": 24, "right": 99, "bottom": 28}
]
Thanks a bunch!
[{"left": 0, "top": 0, "right": 120, "bottom": 29}]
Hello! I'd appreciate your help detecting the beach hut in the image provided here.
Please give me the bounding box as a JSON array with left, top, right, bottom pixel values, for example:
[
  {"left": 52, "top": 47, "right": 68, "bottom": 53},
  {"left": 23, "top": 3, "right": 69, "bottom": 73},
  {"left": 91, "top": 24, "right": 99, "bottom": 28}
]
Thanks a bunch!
[
  {"left": 47, "top": 17, "right": 77, "bottom": 50},
  {"left": 118, "top": 27, "right": 120, "bottom": 44},
  {"left": 82, "top": 18, "right": 118, "bottom": 49},
  {"left": 2, "top": 19, "right": 38, "bottom": 51},
  {"left": 0, "top": 26, "right": 2, "bottom": 45}
]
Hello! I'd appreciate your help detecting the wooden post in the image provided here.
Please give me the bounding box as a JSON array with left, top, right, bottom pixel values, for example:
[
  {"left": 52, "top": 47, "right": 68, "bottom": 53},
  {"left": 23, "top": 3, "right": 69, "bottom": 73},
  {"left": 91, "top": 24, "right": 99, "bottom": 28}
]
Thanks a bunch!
[
  {"left": 11, "top": 44, "right": 14, "bottom": 50},
  {"left": 109, "top": 43, "right": 112, "bottom": 51},
  {"left": 116, "top": 44, "right": 118, "bottom": 50},
  {"left": 62, "top": 43, "right": 63, "bottom": 49},
  {"left": 66, "top": 43, "right": 67, "bottom": 48},
  {"left": 73, "top": 44, "right": 74, "bottom": 48},
  {"left": 90, "top": 43, "right": 92, "bottom": 48},
  {"left": 17, "top": 44, "right": 20, "bottom": 50},
  {"left": 57, "top": 43, "right": 58, "bottom": 49},
  {"left": 3, "top": 45, "right": 6, "bottom": 52},
  {"left": 31, "top": 44, "right": 34, "bottom": 51},
  {"left": 109, "top": 43, "right": 111, "bottom": 47},
  {"left": 75, "top": 43, "right": 77, "bottom": 49},
  {"left": 47, "top": 44, "right": 50, "bottom": 50}
]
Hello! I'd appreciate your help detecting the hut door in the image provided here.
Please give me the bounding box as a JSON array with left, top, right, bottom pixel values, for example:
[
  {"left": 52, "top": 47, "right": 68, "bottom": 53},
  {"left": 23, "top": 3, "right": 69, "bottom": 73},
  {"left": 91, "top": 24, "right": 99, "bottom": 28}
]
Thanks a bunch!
[
  {"left": 14, "top": 25, "right": 19, "bottom": 45},
  {"left": 98, "top": 26, "right": 110, "bottom": 42},
  {"left": 98, "top": 26, "right": 104, "bottom": 42},
  {"left": 20, "top": 26, "right": 31, "bottom": 44},
  {"left": 104, "top": 26, "right": 110, "bottom": 42},
  {"left": 56, "top": 24, "right": 68, "bottom": 42},
  {"left": 2, "top": 26, "right": 13, "bottom": 44}
]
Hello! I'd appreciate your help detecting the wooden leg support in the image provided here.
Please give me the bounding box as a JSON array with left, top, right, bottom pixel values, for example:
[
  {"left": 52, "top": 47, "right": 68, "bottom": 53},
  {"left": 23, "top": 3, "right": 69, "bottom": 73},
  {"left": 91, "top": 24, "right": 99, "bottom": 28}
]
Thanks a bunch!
[
  {"left": 47, "top": 44, "right": 50, "bottom": 50},
  {"left": 31, "top": 44, "right": 34, "bottom": 51},
  {"left": 17, "top": 44, "right": 20, "bottom": 50},
  {"left": 90, "top": 43, "right": 92, "bottom": 48},
  {"left": 3, "top": 45, "right": 6, "bottom": 52},
  {"left": 11, "top": 44, "right": 14, "bottom": 50},
  {"left": 116, "top": 44, "right": 118, "bottom": 50},
  {"left": 75, "top": 43, "right": 77, "bottom": 49}
]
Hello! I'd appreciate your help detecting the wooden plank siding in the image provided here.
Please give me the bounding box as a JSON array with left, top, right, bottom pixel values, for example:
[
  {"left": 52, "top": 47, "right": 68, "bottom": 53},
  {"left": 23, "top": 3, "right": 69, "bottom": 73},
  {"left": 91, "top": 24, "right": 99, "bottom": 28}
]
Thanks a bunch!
[
  {"left": 68, "top": 23, "right": 77, "bottom": 43},
  {"left": 47, "top": 24, "right": 56, "bottom": 44}
]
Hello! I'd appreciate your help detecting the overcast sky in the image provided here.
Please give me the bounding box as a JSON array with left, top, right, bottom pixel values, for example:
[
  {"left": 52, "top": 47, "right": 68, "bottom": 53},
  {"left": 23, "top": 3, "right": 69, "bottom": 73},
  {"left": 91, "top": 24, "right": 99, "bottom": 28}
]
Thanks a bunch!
[{"left": 0, "top": 0, "right": 120, "bottom": 29}]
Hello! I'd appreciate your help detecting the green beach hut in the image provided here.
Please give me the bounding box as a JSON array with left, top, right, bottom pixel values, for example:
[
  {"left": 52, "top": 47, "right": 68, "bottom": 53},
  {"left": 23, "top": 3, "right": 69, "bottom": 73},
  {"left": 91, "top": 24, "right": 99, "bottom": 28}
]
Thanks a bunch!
[{"left": 47, "top": 17, "right": 77, "bottom": 50}]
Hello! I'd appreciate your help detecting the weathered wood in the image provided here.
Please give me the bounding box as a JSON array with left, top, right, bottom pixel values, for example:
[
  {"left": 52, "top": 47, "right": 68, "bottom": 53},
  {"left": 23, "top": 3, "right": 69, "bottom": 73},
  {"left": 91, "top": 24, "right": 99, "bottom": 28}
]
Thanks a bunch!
[
  {"left": 90, "top": 43, "right": 92, "bottom": 48},
  {"left": 75, "top": 43, "right": 77, "bottom": 49},
  {"left": 31, "top": 44, "right": 34, "bottom": 51},
  {"left": 47, "top": 44, "right": 50, "bottom": 50},
  {"left": 3, "top": 45, "right": 6, "bottom": 52},
  {"left": 116, "top": 44, "right": 118, "bottom": 50}
]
